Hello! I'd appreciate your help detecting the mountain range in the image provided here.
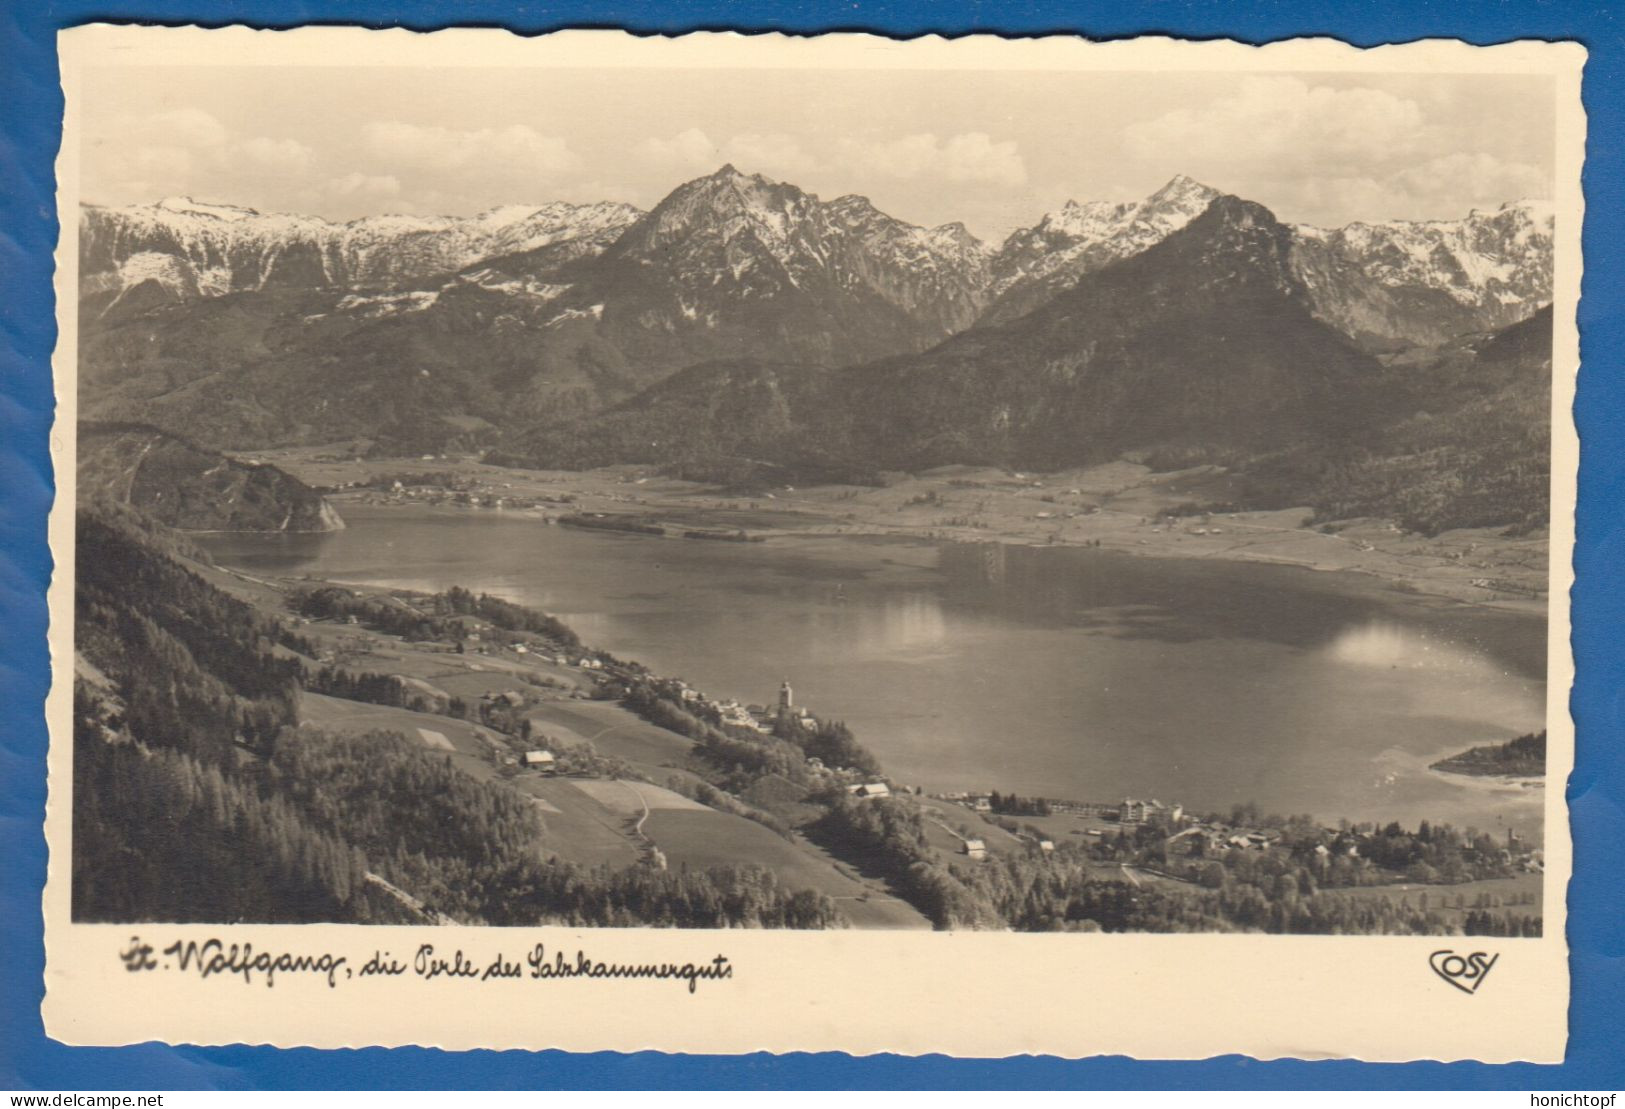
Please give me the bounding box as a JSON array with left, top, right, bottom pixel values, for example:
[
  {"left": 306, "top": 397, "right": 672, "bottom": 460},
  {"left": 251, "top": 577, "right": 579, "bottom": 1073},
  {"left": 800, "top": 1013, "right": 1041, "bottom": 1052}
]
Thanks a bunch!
[
  {"left": 505, "top": 197, "right": 1390, "bottom": 474},
  {"left": 79, "top": 195, "right": 643, "bottom": 310},
  {"left": 77, "top": 166, "right": 1555, "bottom": 531},
  {"left": 502, "top": 194, "right": 1554, "bottom": 535},
  {"left": 82, "top": 170, "right": 1552, "bottom": 351}
]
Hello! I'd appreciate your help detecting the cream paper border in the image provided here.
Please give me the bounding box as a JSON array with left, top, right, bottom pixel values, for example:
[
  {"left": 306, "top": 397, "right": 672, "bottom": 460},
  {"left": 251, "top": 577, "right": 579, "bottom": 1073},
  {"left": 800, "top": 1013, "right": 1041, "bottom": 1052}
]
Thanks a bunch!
[{"left": 43, "top": 25, "right": 1585, "bottom": 1061}]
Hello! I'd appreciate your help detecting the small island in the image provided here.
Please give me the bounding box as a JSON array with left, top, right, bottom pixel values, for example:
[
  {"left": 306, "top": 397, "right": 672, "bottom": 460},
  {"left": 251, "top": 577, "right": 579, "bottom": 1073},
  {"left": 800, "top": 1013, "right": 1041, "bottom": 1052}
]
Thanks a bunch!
[{"left": 1432, "top": 731, "right": 1546, "bottom": 778}]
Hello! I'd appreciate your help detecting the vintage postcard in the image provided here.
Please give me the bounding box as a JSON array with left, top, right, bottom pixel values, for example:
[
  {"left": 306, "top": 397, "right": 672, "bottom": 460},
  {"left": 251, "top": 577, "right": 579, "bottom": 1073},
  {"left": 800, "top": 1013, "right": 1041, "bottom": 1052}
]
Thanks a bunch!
[{"left": 44, "top": 25, "right": 1582, "bottom": 1060}]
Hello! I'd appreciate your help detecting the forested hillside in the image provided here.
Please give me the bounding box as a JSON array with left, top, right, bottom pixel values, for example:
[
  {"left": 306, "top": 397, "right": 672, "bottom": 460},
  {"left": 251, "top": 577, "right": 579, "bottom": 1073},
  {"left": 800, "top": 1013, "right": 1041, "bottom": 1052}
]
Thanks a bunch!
[
  {"left": 1302, "top": 306, "right": 1553, "bottom": 535},
  {"left": 70, "top": 502, "right": 841, "bottom": 927},
  {"left": 79, "top": 423, "right": 343, "bottom": 533}
]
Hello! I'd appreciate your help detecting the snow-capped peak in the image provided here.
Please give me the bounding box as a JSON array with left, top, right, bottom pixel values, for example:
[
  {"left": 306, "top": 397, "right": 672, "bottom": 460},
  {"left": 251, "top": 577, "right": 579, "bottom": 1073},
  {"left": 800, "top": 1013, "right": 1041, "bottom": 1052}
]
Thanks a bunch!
[
  {"left": 82, "top": 196, "right": 644, "bottom": 300},
  {"left": 1286, "top": 200, "right": 1554, "bottom": 342},
  {"left": 1498, "top": 197, "right": 1556, "bottom": 224},
  {"left": 154, "top": 196, "right": 261, "bottom": 222},
  {"left": 983, "top": 175, "right": 1225, "bottom": 321},
  {"left": 601, "top": 169, "right": 993, "bottom": 333},
  {"left": 1146, "top": 173, "right": 1218, "bottom": 207},
  {"left": 1022, "top": 177, "right": 1220, "bottom": 245},
  {"left": 347, "top": 213, "right": 458, "bottom": 234},
  {"left": 473, "top": 204, "right": 547, "bottom": 229},
  {"left": 927, "top": 221, "right": 991, "bottom": 255}
]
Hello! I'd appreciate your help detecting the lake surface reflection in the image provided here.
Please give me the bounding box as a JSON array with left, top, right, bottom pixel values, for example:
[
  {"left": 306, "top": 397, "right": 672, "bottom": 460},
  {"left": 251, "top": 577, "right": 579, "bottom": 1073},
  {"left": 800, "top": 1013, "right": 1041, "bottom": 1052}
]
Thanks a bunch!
[{"left": 201, "top": 504, "right": 1547, "bottom": 837}]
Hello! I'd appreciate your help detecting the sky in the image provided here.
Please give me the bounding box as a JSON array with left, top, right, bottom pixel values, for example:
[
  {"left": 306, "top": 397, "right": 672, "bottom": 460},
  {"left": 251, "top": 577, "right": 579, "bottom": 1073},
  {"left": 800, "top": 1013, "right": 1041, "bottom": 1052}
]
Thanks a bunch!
[{"left": 77, "top": 66, "right": 1555, "bottom": 242}]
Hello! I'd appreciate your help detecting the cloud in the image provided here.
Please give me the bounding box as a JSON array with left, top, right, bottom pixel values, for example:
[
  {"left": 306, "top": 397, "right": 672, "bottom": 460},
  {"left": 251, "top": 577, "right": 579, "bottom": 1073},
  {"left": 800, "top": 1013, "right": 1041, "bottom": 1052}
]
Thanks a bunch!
[
  {"left": 836, "top": 132, "right": 1027, "bottom": 187},
  {"left": 236, "top": 136, "right": 317, "bottom": 175},
  {"left": 1252, "top": 152, "right": 1550, "bottom": 226},
  {"left": 99, "top": 108, "right": 322, "bottom": 202},
  {"left": 1124, "top": 77, "right": 1428, "bottom": 176},
  {"left": 130, "top": 109, "right": 313, "bottom": 173},
  {"left": 637, "top": 129, "right": 821, "bottom": 180},
  {"left": 140, "top": 108, "right": 229, "bottom": 148},
  {"left": 725, "top": 133, "right": 821, "bottom": 179},
  {"left": 127, "top": 146, "right": 197, "bottom": 181},
  {"left": 637, "top": 127, "right": 719, "bottom": 169},
  {"left": 1390, "top": 152, "right": 1548, "bottom": 208},
  {"left": 637, "top": 127, "right": 1026, "bottom": 192},
  {"left": 363, "top": 121, "right": 579, "bottom": 176},
  {"left": 1122, "top": 77, "right": 1549, "bottom": 223},
  {"left": 324, "top": 172, "right": 403, "bottom": 199}
]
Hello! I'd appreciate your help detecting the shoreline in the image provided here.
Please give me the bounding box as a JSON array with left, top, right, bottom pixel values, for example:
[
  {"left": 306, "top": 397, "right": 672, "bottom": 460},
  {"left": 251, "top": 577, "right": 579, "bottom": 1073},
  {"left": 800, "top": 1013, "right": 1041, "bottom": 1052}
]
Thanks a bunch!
[
  {"left": 246, "top": 447, "right": 1549, "bottom": 621},
  {"left": 198, "top": 560, "right": 1545, "bottom": 930},
  {"left": 215, "top": 555, "right": 1546, "bottom": 842},
  {"left": 197, "top": 496, "right": 1550, "bottom": 840}
]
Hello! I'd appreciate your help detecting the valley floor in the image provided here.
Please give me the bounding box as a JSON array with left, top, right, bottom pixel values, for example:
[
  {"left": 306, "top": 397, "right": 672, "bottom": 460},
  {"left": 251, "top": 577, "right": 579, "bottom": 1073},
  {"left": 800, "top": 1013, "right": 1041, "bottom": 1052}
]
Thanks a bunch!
[{"left": 248, "top": 447, "right": 1549, "bottom": 618}]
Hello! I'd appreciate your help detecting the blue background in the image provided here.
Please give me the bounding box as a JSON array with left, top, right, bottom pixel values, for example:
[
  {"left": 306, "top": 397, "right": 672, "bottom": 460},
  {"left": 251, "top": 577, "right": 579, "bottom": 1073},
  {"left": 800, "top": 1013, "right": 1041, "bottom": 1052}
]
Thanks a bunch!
[{"left": 3, "top": 0, "right": 1621, "bottom": 1090}]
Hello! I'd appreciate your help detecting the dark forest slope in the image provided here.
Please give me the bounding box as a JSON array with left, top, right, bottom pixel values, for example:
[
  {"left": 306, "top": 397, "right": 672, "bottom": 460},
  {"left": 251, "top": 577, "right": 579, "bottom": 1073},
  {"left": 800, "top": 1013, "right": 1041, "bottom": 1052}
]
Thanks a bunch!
[{"left": 78, "top": 422, "right": 344, "bottom": 532}]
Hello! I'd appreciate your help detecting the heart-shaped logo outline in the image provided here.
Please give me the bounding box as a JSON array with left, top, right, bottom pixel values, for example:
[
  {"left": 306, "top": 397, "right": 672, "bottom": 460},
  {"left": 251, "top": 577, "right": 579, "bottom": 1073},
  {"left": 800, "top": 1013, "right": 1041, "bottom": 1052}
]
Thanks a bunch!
[{"left": 1429, "top": 949, "right": 1499, "bottom": 994}]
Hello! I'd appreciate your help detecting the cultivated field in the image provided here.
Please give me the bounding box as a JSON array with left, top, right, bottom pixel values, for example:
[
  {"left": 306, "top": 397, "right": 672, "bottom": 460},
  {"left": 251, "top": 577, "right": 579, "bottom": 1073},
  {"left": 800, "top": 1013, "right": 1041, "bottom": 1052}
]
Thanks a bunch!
[
  {"left": 528, "top": 701, "right": 698, "bottom": 769},
  {"left": 518, "top": 777, "right": 644, "bottom": 869},
  {"left": 525, "top": 700, "right": 715, "bottom": 792},
  {"left": 569, "top": 779, "right": 708, "bottom": 816}
]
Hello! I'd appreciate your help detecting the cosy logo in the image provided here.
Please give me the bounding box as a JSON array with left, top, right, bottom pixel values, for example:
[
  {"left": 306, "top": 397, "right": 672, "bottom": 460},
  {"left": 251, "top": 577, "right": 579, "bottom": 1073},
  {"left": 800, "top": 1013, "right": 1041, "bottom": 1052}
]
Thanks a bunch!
[{"left": 1429, "top": 949, "right": 1499, "bottom": 994}]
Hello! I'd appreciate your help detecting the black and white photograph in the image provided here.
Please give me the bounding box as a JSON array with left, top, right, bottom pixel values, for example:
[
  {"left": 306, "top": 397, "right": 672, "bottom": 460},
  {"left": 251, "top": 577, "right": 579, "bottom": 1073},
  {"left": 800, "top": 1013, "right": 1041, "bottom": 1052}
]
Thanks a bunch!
[{"left": 59, "top": 30, "right": 1570, "bottom": 957}]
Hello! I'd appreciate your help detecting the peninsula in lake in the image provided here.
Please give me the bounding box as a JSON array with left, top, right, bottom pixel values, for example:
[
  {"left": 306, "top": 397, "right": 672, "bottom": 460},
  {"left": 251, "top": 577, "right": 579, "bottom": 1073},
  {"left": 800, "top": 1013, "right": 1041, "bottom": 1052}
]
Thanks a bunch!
[{"left": 1433, "top": 732, "right": 1547, "bottom": 779}]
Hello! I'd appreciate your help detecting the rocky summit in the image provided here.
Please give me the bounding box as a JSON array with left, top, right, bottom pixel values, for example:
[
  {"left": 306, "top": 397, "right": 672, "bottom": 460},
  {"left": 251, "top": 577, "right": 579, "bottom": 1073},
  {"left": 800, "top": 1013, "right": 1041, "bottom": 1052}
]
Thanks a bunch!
[
  {"left": 982, "top": 174, "right": 1224, "bottom": 325},
  {"left": 1290, "top": 200, "right": 1555, "bottom": 348}
]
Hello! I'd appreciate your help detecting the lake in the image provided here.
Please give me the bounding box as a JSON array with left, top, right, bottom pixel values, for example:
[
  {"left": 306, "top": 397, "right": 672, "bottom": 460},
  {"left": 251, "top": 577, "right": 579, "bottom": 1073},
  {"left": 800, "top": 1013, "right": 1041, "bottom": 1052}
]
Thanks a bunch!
[{"left": 200, "top": 503, "right": 1548, "bottom": 838}]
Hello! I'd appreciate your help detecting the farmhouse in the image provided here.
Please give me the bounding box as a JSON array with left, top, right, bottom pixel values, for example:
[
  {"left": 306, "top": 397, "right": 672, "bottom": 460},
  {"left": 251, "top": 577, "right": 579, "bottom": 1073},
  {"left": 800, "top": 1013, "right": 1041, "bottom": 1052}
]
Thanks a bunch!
[
  {"left": 522, "top": 750, "right": 556, "bottom": 772},
  {"left": 847, "top": 782, "right": 892, "bottom": 800},
  {"left": 963, "top": 838, "right": 988, "bottom": 860}
]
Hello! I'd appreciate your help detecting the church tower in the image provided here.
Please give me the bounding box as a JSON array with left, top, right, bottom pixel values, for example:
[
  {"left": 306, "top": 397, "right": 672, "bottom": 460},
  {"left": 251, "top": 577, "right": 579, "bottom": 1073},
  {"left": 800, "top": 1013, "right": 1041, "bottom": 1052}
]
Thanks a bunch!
[{"left": 778, "top": 678, "right": 793, "bottom": 716}]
